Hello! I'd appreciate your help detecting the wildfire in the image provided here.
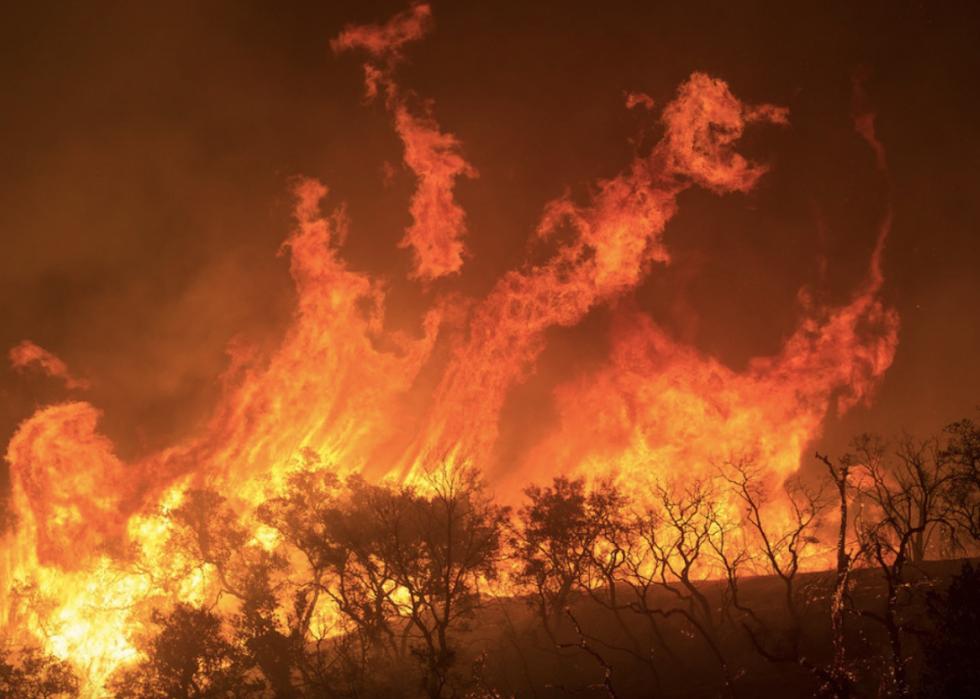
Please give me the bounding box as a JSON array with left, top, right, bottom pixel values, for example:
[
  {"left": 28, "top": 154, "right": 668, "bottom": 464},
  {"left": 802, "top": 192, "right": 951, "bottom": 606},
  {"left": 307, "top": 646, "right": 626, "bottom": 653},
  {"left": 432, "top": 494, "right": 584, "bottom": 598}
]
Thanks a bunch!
[{"left": 1, "top": 3, "right": 897, "bottom": 695}]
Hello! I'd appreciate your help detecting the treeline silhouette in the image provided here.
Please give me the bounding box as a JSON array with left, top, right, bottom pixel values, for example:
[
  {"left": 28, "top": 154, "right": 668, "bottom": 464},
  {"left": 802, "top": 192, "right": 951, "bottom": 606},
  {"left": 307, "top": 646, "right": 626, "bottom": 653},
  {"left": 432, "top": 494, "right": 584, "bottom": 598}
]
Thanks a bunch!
[{"left": 3, "top": 412, "right": 980, "bottom": 699}]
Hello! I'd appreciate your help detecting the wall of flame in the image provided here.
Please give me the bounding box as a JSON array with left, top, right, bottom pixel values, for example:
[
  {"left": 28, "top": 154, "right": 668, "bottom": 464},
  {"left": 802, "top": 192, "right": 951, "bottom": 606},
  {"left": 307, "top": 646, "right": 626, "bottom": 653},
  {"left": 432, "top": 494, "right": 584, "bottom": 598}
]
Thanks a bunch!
[{"left": 0, "top": 3, "right": 916, "bottom": 695}]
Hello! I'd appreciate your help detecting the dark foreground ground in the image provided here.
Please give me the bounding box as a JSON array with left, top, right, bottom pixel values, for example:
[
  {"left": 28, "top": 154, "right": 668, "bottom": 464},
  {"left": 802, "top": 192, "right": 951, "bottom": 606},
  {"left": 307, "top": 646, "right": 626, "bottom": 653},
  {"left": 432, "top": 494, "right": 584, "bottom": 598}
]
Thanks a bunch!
[{"left": 424, "top": 558, "right": 975, "bottom": 699}]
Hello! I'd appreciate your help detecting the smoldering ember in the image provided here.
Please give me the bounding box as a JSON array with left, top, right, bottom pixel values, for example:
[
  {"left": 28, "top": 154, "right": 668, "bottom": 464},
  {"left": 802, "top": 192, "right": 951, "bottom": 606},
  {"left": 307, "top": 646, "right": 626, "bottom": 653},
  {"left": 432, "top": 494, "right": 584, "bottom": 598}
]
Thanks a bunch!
[{"left": 1, "top": 2, "right": 979, "bottom": 698}]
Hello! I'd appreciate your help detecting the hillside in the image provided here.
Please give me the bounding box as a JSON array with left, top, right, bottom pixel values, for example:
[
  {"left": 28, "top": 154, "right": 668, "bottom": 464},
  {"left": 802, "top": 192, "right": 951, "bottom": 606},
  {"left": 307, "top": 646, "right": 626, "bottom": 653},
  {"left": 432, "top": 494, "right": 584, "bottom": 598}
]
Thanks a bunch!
[{"left": 440, "top": 558, "right": 973, "bottom": 699}]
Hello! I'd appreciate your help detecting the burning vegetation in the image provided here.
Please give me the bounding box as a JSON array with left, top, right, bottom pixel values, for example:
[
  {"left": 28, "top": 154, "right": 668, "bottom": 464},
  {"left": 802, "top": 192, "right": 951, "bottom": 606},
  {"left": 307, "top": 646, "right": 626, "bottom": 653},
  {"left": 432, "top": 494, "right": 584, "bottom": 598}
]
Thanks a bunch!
[{"left": 1, "top": 3, "right": 977, "bottom": 699}]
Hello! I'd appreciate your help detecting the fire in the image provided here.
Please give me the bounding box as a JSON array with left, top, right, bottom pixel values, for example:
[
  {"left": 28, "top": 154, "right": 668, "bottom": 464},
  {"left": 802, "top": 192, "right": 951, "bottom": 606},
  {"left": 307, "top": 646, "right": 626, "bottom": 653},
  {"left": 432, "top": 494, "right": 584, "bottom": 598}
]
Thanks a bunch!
[
  {"left": 332, "top": 2, "right": 478, "bottom": 281},
  {"left": 1, "top": 3, "right": 898, "bottom": 695},
  {"left": 9, "top": 341, "right": 90, "bottom": 392}
]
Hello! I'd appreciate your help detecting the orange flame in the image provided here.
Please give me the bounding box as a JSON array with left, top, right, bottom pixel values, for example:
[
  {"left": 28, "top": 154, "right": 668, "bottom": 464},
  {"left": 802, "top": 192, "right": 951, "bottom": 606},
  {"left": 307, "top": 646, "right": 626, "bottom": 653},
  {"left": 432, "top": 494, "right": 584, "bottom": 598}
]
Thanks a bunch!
[
  {"left": 1, "top": 7, "right": 899, "bottom": 694},
  {"left": 334, "top": 2, "right": 478, "bottom": 280},
  {"left": 9, "top": 341, "right": 90, "bottom": 391},
  {"left": 393, "top": 72, "right": 792, "bottom": 479}
]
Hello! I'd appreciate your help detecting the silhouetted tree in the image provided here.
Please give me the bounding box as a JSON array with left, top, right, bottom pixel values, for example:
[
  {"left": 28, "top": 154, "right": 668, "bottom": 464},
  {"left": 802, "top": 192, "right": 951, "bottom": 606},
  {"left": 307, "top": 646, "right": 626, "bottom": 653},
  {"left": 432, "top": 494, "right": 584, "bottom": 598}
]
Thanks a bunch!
[
  {"left": 547, "top": 609, "right": 620, "bottom": 699},
  {"left": 262, "top": 463, "right": 506, "bottom": 699},
  {"left": 163, "top": 489, "right": 297, "bottom": 697},
  {"left": 943, "top": 414, "right": 980, "bottom": 543},
  {"left": 0, "top": 643, "right": 78, "bottom": 699},
  {"left": 721, "top": 457, "right": 831, "bottom": 649},
  {"left": 231, "top": 564, "right": 303, "bottom": 699},
  {"left": 255, "top": 465, "right": 347, "bottom": 642},
  {"left": 815, "top": 450, "right": 860, "bottom": 699},
  {"left": 377, "top": 464, "right": 509, "bottom": 699},
  {"left": 256, "top": 465, "right": 435, "bottom": 698},
  {"left": 252, "top": 463, "right": 377, "bottom": 698},
  {"left": 165, "top": 489, "right": 251, "bottom": 599},
  {"left": 718, "top": 455, "right": 856, "bottom": 697},
  {"left": 918, "top": 562, "right": 980, "bottom": 699},
  {"left": 108, "top": 603, "right": 261, "bottom": 699},
  {"left": 249, "top": 466, "right": 421, "bottom": 697},
  {"left": 512, "top": 476, "right": 623, "bottom": 642},
  {"left": 623, "top": 476, "right": 739, "bottom": 696},
  {"left": 318, "top": 473, "right": 406, "bottom": 656},
  {"left": 849, "top": 433, "right": 957, "bottom": 698},
  {"left": 852, "top": 433, "right": 955, "bottom": 565}
]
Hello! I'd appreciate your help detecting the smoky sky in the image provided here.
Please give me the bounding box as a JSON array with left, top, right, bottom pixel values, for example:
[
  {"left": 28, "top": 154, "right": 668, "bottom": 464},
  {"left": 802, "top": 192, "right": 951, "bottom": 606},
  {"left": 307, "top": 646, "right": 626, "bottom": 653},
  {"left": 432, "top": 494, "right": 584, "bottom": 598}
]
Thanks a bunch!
[{"left": 2, "top": 0, "right": 979, "bottom": 487}]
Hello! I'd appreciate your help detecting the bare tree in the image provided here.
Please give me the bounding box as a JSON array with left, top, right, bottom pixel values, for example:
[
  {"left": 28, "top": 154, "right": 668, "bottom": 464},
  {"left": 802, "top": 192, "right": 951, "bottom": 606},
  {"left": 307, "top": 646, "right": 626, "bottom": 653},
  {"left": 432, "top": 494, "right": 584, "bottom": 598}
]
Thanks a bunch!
[
  {"left": 815, "top": 451, "right": 859, "bottom": 699},
  {"left": 546, "top": 609, "right": 620, "bottom": 699},
  {"left": 847, "top": 433, "right": 957, "bottom": 698},
  {"left": 620, "top": 476, "right": 739, "bottom": 696},
  {"left": 853, "top": 433, "right": 955, "bottom": 564},
  {"left": 720, "top": 457, "right": 831, "bottom": 649},
  {"left": 717, "top": 455, "right": 861, "bottom": 698}
]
